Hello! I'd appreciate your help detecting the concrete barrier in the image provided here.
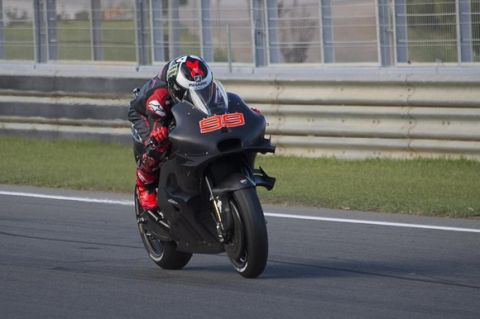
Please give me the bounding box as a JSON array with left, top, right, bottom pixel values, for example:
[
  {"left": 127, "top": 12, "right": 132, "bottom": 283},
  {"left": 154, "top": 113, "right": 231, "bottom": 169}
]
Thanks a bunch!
[{"left": 0, "top": 69, "right": 479, "bottom": 160}]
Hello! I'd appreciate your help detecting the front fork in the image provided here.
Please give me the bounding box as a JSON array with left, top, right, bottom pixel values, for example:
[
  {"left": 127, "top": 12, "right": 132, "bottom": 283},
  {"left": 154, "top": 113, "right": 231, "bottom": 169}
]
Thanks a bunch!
[
  {"left": 205, "top": 176, "right": 228, "bottom": 242},
  {"left": 204, "top": 160, "right": 275, "bottom": 243}
]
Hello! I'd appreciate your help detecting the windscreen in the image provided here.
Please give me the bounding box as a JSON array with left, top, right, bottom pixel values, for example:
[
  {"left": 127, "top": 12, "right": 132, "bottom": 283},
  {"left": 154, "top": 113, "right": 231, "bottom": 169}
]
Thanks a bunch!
[{"left": 189, "top": 80, "right": 229, "bottom": 115}]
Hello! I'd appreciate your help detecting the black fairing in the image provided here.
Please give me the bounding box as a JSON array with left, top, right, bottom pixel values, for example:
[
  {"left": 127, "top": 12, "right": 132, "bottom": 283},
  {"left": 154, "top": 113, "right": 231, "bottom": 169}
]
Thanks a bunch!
[
  {"left": 155, "top": 93, "right": 275, "bottom": 254},
  {"left": 170, "top": 93, "right": 274, "bottom": 165}
]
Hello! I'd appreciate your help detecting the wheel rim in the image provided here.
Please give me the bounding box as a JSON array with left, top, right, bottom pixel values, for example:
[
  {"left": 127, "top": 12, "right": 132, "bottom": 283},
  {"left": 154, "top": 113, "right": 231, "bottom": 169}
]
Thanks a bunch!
[
  {"left": 135, "top": 193, "right": 165, "bottom": 261},
  {"left": 225, "top": 200, "right": 248, "bottom": 271},
  {"left": 145, "top": 235, "right": 165, "bottom": 262}
]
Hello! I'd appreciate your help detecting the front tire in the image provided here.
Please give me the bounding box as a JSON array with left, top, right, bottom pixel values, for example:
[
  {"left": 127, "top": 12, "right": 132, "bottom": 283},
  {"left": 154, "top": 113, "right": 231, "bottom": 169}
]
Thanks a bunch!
[
  {"left": 225, "top": 188, "right": 268, "bottom": 278},
  {"left": 135, "top": 190, "right": 192, "bottom": 270}
]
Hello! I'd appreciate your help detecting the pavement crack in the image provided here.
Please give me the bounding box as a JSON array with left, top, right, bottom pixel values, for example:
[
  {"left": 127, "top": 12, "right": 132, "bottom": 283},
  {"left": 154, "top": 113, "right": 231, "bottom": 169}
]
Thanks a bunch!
[
  {"left": 268, "top": 257, "right": 480, "bottom": 290},
  {"left": 0, "top": 230, "right": 141, "bottom": 249}
]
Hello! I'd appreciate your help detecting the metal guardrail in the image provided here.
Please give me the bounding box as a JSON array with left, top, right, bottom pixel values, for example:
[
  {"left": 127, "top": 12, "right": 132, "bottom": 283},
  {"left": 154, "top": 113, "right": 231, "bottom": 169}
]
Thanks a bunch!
[
  {"left": 233, "top": 78, "right": 480, "bottom": 159},
  {"left": 263, "top": 106, "right": 480, "bottom": 159},
  {"left": 0, "top": 70, "right": 479, "bottom": 160}
]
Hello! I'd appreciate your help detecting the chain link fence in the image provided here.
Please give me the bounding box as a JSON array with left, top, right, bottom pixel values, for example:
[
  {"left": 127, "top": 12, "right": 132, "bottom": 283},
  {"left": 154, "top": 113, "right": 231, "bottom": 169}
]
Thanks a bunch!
[{"left": 0, "top": 0, "right": 479, "bottom": 66}]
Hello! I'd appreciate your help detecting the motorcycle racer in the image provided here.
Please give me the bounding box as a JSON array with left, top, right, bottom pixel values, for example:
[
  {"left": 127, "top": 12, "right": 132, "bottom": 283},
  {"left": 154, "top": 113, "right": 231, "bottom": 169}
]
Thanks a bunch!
[{"left": 128, "top": 55, "right": 215, "bottom": 211}]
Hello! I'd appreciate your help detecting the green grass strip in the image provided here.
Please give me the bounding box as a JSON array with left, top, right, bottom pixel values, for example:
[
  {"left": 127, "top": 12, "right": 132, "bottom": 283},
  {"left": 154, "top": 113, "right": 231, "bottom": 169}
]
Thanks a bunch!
[
  {"left": 256, "top": 156, "right": 480, "bottom": 218},
  {"left": 1, "top": 136, "right": 479, "bottom": 218}
]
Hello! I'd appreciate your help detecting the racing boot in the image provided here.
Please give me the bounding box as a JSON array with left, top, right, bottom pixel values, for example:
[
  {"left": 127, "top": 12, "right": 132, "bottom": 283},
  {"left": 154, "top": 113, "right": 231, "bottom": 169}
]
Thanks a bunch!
[
  {"left": 136, "top": 183, "right": 158, "bottom": 211},
  {"left": 135, "top": 129, "right": 169, "bottom": 211},
  {"left": 136, "top": 153, "right": 160, "bottom": 211}
]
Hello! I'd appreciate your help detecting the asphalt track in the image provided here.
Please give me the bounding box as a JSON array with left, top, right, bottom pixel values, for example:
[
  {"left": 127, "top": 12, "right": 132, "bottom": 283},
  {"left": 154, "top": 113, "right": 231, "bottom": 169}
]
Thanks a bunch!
[{"left": 1, "top": 185, "right": 479, "bottom": 319}]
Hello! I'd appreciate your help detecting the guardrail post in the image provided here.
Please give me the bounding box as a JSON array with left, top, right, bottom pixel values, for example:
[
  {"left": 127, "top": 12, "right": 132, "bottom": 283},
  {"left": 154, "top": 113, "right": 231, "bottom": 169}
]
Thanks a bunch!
[
  {"left": 0, "top": 0, "right": 4, "bottom": 59},
  {"left": 46, "top": 0, "right": 57, "bottom": 60},
  {"left": 151, "top": 0, "right": 165, "bottom": 62},
  {"left": 227, "top": 24, "right": 232, "bottom": 71},
  {"left": 251, "top": 0, "right": 267, "bottom": 66},
  {"left": 394, "top": 0, "right": 408, "bottom": 63},
  {"left": 377, "top": 0, "right": 393, "bottom": 66},
  {"left": 33, "top": 0, "right": 47, "bottom": 63},
  {"left": 320, "top": 0, "right": 334, "bottom": 63},
  {"left": 90, "top": 0, "right": 103, "bottom": 61},
  {"left": 135, "top": 0, "right": 148, "bottom": 65},
  {"left": 168, "top": 0, "right": 180, "bottom": 59},
  {"left": 266, "top": 0, "right": 280, "bottom": 63},
  {"left": 458, "top": 0, "right": 473, "bottom": 63},
  {"left": 199, "top": 0, "right": 213, "bottom": 62}
]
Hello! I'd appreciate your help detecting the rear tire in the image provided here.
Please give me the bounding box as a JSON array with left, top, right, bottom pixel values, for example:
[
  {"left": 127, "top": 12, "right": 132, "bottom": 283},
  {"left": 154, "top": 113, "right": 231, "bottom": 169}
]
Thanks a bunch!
[
  {"left": 135, "top": 190, "right": 192, "bottom": 270},
  {"left": 225, "top": 188, "right": 268, "bottom": 278}
]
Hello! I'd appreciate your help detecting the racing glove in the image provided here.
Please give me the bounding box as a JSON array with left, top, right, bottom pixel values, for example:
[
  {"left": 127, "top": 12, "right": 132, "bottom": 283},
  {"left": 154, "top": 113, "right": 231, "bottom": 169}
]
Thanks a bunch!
[{"left": 148, "top": 126, "right": 170, "bottom": 153}]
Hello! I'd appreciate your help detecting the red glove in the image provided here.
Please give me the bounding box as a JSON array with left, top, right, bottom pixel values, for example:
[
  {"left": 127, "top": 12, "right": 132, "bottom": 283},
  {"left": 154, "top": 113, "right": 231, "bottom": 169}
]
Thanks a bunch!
[
  {"left": 148, "top": 126, "right": 170, "bottom": 153},
  {"left": 151, "top": 126, "right": 168, "bottom": 144}
]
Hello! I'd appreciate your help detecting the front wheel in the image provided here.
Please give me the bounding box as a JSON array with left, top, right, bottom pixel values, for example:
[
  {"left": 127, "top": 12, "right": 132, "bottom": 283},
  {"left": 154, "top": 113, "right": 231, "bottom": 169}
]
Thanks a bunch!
[
  {"left": 135, "top": 190, "right": 192, "bottom": 270},
  {"left": 225, "top": 188, "right": 268, "bottom": 278}
]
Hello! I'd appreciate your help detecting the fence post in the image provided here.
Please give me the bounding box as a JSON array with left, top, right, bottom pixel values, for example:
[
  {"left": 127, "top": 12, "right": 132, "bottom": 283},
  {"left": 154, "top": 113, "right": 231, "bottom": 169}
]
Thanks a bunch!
[
  {"left": 251, "top": 0, "right": 267, "bottom": 66},
  {"left": 394, "top": 0, "right": 408, "bottom": 63},
  {"left": 320, "top": 0, "right": 334, "bottom": 63},
  {"left": 266, "top": 0, "right": 280, "bottom": 63},
  {"left": 90, "top": 0, "right": 103, "bottom": 61},
  {"left": 377, "top": 0, "right": 393, "bottom": 66},
  {"left": 168, "top": 0, "right": 180, "bottom": 59},
  {"left": 227, "top": 24, "right": 232, "bottom": 72},
  {"left": 0, "top": 0, "right": 4, "bottom": 59},
  {"left": 151, "top": 0, "right": 165, "bottom": 62},
  {"left": 46, "top": 0, "right": 57, "bottom": 60},
  {"left": 135, "top": 0, "right": 148, "bottom": 65},
  {"left": 458, "top": 0, "right": 473, "bottom": 63},
  {"left": 33, "top": 0, "right": 47, "bottom": 63},
  {"left": 199, "top": 0, "right": 213, "bottom": 62}
]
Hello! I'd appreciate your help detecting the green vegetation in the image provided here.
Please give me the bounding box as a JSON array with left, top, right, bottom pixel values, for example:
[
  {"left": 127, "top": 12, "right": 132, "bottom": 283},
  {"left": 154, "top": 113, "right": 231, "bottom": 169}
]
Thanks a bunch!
[
  {"left": 406, "top": 28, "right": 458, "bottom": 63},
  {"left": 0, "top": 137, "right": 134, "bottom": 192},
  {"left": 56, "top": 20, "right": 91, "bottom": 61},
  {"left": 405, "top": 0, "right": 480, "bottom": 63},
  {"left": 4, "top": 22, "right": 34, "bottom": 60},
  {"left": 4, "top": 19, "right": 199, "bottom": 62},
  {"left": 4, "top": 20, "right": 137, "bottom": 62},
  {"left": 100, "top": 21, "right": 137, "bottom": 62},
  {"left": 1, "top": 136, "right": 479, "bottom": 218},
  {"left": 256, "top": 156, "right": 480, "bottom": 218},
  {"left": 5, "top": 3, "right": 479, "bottom": 64}
]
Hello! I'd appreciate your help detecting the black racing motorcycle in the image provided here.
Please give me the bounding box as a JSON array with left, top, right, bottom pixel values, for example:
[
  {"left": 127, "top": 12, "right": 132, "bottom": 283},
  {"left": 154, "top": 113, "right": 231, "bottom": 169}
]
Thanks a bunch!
[{"left": 134, "top": 81, "right": 275, "bottom": 278}]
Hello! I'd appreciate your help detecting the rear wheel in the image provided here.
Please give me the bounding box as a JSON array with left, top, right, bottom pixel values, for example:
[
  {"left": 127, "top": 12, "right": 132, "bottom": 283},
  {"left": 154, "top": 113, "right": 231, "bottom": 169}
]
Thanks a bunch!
[
  {"left": 225, "top": 188, "right": 268, "bottom": 278},
  {"left": 135, "top": 190, "right": 192, "bottom": 270}
]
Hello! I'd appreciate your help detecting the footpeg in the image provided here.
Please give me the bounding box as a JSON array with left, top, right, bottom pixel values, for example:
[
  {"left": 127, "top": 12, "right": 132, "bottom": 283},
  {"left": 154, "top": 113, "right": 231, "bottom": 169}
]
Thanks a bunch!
[
  {"left": 137, "top": 217, "right": 147, "bottom": 224},
  {"left": 146, "top": 209, "right": 161, "bottom": 222}
]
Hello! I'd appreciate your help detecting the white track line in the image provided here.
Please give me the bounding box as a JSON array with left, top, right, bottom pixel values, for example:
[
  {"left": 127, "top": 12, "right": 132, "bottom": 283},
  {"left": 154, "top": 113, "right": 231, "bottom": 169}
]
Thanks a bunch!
[
  {"left": 1, "top": 190, "right": 479, "bottom": 233},
  {"left": 0, "top": 191, "right": 133, "bottom": 206},
  {"left": 264, "top": 212, "right": 480, "bottom": 233}
]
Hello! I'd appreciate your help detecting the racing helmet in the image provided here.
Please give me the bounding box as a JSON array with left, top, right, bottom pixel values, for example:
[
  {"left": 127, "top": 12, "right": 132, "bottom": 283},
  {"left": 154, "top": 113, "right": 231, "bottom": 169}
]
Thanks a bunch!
[{"left": 166, "top": 55, "right": 214, "bottom": 104}]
